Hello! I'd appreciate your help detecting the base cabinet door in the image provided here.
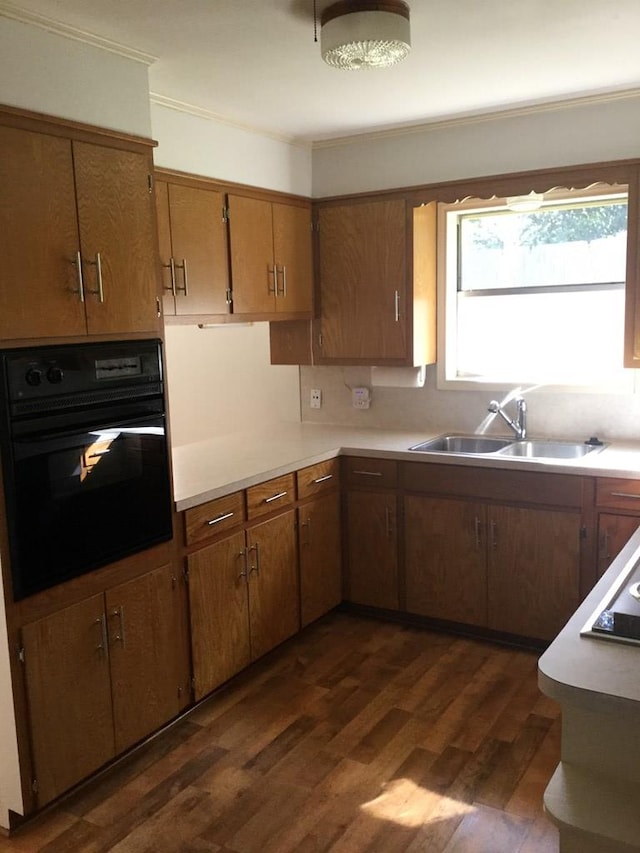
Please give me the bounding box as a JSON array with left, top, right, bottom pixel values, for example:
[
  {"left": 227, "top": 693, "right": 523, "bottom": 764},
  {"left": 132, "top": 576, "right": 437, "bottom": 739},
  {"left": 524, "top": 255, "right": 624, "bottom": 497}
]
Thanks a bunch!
[
  {"left": 107, "top": 564, "right": 192, "bottom": 753},
  {"left": 404, "top": 495, "right": 487, "bottom": 626},
  {"left": 188, "top": 530, "right": 251, "bottom": 700},
  {"left": 22, "top": 594, "right": 116, "bottom": 807},
  {"left": 597, "top": 512, "right": 640, "bottom": 578},
  {"left": 247, "top": 509, "right": 299, "bottom": 659},
  {"left": 345, "top": 491, "right": 399, "bottom": 610},
  {"left": 487, "top": 505, "right": 581, "bottom": 641},
  {"left": 299, "top": 491, "right": 342, "bottom": 627}
]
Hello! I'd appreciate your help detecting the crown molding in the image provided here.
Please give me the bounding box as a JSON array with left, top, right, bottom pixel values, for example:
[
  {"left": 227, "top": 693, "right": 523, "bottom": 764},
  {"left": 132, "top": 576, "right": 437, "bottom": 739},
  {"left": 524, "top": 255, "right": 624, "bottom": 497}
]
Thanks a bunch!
[
  {"left": 0, "top": 1, "right": 156, "bottom": 64},
  {"left": 149, "top": 92, "right": 311, "bottom": 150},
  {"left": 312, "top": 87, "right": 640, "bottom": 149}
]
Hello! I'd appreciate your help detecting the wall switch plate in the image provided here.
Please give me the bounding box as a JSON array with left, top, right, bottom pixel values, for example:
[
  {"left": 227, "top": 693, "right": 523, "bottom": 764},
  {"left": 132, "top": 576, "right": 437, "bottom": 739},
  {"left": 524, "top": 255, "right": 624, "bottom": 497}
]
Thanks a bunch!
[
  {"left": 352, "top": 387, "right": 371, "bottom": 409},
  {"left": 310, "top": 389, "right": 322, "bottom": 409}
]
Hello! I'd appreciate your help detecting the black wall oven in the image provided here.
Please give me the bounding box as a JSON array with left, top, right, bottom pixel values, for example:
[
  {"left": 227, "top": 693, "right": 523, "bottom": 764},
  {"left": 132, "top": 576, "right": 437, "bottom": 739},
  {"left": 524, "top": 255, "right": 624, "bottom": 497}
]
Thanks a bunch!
[{"left": 0, "top": 339, "right": 173, "bottom": 601}]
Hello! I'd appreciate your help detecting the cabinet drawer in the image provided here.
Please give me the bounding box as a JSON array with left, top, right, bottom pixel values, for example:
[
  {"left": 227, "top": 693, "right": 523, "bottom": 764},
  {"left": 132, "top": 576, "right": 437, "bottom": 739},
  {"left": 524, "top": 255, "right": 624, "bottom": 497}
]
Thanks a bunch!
[
  {"left": 343, "top": 457, "right": 397, "bottom": 489},
  {"left": 596, "top": 478, "right": 640, "bottom": 511},
  {"left": 297, "top": 458, "right": 340, "bottom": 500},
  {"left": 184, "top": 492, "right": 245, "bottom": 546},
  {"left": 246, "top": 473, "right": 295, "bottom": 520}
]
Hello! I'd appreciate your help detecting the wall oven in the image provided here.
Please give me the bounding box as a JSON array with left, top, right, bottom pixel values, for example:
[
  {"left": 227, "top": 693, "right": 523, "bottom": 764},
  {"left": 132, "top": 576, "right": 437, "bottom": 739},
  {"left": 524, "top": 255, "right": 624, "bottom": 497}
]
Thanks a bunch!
[{"left": 0, "top": 339, "right": 173, "bottom": 601}]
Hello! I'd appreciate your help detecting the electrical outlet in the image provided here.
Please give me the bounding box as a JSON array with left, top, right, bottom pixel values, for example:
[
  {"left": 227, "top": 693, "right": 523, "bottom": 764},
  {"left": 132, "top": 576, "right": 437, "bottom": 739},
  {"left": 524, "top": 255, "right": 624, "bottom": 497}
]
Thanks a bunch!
[
  {"left": 352, "top": 387, "right": 371, "bottom": 409},
  {"left": 310, "top": 389, "right": 322, "bottom": 409}
]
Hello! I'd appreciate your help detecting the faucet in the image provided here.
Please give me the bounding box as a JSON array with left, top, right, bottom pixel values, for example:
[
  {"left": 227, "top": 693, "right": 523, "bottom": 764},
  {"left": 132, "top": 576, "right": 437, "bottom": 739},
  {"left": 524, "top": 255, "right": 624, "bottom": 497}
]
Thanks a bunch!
[{"left": 488, "top": 397, "right": 527, "bottom": 440}]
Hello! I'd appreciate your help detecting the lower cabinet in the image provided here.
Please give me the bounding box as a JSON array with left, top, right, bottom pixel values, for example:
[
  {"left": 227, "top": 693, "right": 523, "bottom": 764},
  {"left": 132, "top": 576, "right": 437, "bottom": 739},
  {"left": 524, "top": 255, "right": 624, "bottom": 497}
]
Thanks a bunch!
[
  {"left": 595, "top": 477, "right": 640, "bottom": 578},
  {"left": 299, "top": 491, "right": 342, "bottom": 627},
  {"left": 21, "top": 563, "right": 190, "bottom": 807}
]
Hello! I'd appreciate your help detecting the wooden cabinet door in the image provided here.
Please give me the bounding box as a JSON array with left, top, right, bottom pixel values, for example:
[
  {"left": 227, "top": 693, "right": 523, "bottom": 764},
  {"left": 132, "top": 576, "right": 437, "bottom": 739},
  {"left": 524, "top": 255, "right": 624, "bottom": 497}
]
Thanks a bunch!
[
  {"left": 404, "top": 495, "right": 488, "bottom": 626},
  {"left": 247, "top": 509, "right": 299, "bottom": 659},
  {"left": 106, "top": 564, "right": 191, "bottom": 754},
  {"left": 74, "top": 141, "right": 159, "bottom": 335},
  {"left": 0, "top": 125, "right": 86, "bottom": 339},
  {"left": 228, "top": 194, "right": 275, "bottom": 314},
  {"left": 345, "top": 490, "right": 399, "bottom": 610},
  {"left": 272, "top": 202, "right": 313, "bottom": 314},
  {"left": 487, "top": 505, "right": 581, "bottom": 641},
  {"left": 598, "top": 512, "right": 640, "bottom": 578},
  {"left": 167, "top": 183, "right": 230, "bottom": 316},
  {"left": 188, "top": 530, "right": 251, "bottom": 700},
  {"left": 21, "top": 595, "right": 115, "bottom": 807},
  {"left": 299, "top": 492, "right": 342, "bottom": 627},
  {"left": 317, "top": 199, "right": 407, "bottom": 361}
]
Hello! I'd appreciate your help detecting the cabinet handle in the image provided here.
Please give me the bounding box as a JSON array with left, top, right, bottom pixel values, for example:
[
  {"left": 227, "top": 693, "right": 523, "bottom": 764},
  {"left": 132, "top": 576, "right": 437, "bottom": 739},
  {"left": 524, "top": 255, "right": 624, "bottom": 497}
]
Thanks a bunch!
[
  {"left": 95, "top": 614, "right": 108, "bottom": 655},
  {"left": 600, "top": 529, "right": 611, "bottom": 561},
  {"left": 162, "top": 258, "right": 177, "bottom": 296},
  {"left": 248, "top": 542, "right": 260, "bottom": 576},
  {"left": 237, "top": 549, "right": 249, "bottom": 582},
  {"left": 313, "top": 474, "right": 333, "bottom": 484},
  {"left": 352, "top": 470, "right": 382, "bottom": 477},
  {"left": 71, "top": 250, "right": 85, "bottom": 302},
  {"left": 264, "top": 491, "right": 287, "bottom": 504},
  {"left": 610, "top": 491, "right": 640, "bottom": 500},
  {"left": 175, "top": 258, "right": 189, "bottom": 295},
  {"left": 385, "top": 506, "right": 393, "bottom": 538},
  {"left": 207, "top": 511, "right": 234, "bottom": 526},
  {"left": 86, "top": 252, "right": 105, "bottom": 303},
  {"left": 394, "top": 290, "right": 400, "bottom": 322},
  {"left": 110, "top": 605, "right": 126, "bottom": 648},
  {"left": 268, "top": 265, "right": 277, "bottom": 295},
  {"left": 490, "top": 520, "right": 498, "bottom": 550},
  {"left": 474, "top": 516, "right": 482, "bottom": 548},
  {"left": 300, "top": 517, "right": 311, "bottom": 546},
  {"left": 277, "top": 265, "right": 287, "bottom": 297}
]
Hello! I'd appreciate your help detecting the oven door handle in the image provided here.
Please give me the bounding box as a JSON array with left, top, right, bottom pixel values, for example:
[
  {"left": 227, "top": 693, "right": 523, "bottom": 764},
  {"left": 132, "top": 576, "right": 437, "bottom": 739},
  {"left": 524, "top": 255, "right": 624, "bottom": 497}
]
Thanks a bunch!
[{"left": 11, "top": 413, "right": 166, "bottom": 444}]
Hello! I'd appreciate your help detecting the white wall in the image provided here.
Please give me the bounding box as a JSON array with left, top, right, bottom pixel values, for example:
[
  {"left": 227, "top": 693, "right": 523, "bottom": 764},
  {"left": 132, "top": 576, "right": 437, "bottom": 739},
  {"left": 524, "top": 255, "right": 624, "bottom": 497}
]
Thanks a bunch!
[
  {"left": 312, "top": 94, "right": 640, "bottom": 197},
  {"left": 164, "top": 324, "right": 300, "bottom": 447},
  {"left": 0, "top": 16, "right": 151, "bottom": 137}
]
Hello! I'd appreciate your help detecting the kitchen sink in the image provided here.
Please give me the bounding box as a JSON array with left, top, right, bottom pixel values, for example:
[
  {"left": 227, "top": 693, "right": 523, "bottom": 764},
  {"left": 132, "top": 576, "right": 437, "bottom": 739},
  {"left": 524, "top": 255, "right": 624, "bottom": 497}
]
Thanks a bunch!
[
  {"left": 410, "top": 435, "right": 512, "bottom": 454},
  {"left": 496, "top": 439, "right": 604, "bottom": 459},
  {"left": 410, "top": 434, "right": 607, "bottom": 459}
]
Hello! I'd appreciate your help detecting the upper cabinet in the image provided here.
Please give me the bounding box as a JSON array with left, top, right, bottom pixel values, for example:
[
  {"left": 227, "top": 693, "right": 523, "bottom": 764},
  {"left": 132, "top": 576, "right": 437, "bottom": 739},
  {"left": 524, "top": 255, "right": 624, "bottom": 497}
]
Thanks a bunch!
[
  {"left": 227, "top": 194, "right": 313, "bottom": 316},
  {"left": 0, "top": 111, "right": 161, "bottom": 342},
  {"left": 269, "top": 195, "right": 437, "bottom": 366},
  {"left": 156, "top": 179, "right": 231, "bottom": 317}
]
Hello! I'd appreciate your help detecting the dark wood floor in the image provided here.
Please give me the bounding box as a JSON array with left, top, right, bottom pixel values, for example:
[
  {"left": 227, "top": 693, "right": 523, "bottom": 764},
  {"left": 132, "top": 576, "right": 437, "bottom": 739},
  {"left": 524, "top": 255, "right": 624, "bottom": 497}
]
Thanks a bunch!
[{"left": 0, "top": 613, "right": 560, "bottom": 853}]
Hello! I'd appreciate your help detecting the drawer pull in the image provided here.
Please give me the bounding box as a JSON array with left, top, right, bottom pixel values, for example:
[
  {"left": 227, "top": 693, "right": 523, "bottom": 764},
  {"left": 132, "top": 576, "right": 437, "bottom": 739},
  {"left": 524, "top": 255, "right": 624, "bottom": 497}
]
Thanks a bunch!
[
  {"left": 352, "top": 470, "right": 382, "bottom": 477},
  {"left": 207, "top": 511, "right": 235, "bottom": 526},
  {"left": 264, "top": 491, "right": 287, "bottom": 504},
  {"left": 610, "top": 491, "right": 640, "bottom": 500},
  {"left": 313, "top": 474, "right": 333, "bottom": 484}
]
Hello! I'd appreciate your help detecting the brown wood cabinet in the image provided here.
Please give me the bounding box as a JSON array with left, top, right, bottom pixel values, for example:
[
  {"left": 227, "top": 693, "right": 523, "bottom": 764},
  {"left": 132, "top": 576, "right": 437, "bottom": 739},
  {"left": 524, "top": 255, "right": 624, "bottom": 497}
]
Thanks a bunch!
[
  {"left": 20, "top": 563, "right": 189, "bottom": 807},
  {"left": 297, "top": 459, "right": 342, "bottom": 626},
  {"left": 228, "top": 195, "right": 312, "bottom": 316},
  {"left": 344, "top": 458, "right": 399, "bottom": 610},
  {"left": 595, "top": 477, "right": 640, "bottom": 577},
  {"left": 401, "top": 462, "right": 585, "bottom": 642},
  {"left": 156, "top": 180, "right": 230, "bottom": 317},
  {"left": 0, "top": 117, "right": 160, "bottom": 341}
]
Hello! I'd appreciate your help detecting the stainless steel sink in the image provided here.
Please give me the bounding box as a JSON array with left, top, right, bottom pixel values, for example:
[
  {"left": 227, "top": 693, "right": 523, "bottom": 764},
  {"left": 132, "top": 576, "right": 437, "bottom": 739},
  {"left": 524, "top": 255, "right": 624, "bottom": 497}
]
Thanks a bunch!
[
  {"left": 410, "top": 434, "right": 512, "bottom": 454},
  {"left": 496, "top": 440, "right": 604, "bottom": 459}
]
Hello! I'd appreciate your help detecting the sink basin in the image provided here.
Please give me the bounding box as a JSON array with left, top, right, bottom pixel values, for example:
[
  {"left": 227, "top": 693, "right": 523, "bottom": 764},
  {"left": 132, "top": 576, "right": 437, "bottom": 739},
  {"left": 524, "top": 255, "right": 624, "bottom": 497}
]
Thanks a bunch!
[
  {"left": 410, "top": 434, "right": 512, "bottom": 454},
  {"left": 496, "top": 440, "right": 604, "bottom": 459}
]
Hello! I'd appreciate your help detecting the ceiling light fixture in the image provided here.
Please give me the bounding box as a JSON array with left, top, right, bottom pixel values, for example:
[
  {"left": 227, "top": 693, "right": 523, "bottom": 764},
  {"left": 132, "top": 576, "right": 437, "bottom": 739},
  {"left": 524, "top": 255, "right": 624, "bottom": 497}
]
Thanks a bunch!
[
  {"left": 505, "top": 192, "right": 545, "bottom": 212},
  {"left": 320, "top": 1, "right": 411, "bottom": 71}
]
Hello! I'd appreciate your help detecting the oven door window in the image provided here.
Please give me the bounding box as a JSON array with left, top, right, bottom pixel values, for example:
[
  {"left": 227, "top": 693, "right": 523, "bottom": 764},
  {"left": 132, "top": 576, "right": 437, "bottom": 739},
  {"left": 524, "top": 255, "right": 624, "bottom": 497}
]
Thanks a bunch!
[{"left": 9, "top": 414, "right": 172, "bottom": 599}]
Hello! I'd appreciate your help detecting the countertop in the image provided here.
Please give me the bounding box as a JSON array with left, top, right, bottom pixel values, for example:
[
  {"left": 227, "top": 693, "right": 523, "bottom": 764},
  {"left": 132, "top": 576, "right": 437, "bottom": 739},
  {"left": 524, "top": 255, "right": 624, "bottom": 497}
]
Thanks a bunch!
[{"left": 171, "top": 422, "right": 640, "bottom": 511}]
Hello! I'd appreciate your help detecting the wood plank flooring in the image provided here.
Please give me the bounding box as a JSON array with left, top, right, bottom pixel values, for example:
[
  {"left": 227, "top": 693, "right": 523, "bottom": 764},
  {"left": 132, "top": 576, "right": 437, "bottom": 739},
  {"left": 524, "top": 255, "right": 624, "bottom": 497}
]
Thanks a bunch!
[{"left": 0, "top": 613, "right": 560, "bottom": 853}]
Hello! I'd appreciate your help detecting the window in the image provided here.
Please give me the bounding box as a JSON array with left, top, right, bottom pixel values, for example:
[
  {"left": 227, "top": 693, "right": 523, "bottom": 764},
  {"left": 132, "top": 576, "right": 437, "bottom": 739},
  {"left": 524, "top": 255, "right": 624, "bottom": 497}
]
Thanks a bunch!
[{"left": 438, "top": 185, "right": 634, "bottom": 391}]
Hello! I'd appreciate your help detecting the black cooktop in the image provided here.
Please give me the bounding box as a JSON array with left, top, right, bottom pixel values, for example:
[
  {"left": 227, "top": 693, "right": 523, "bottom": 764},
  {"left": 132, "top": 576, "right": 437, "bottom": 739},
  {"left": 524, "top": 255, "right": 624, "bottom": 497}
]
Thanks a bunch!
[{"left": 584, "top": 559, "right": 640, "bottom": 645}]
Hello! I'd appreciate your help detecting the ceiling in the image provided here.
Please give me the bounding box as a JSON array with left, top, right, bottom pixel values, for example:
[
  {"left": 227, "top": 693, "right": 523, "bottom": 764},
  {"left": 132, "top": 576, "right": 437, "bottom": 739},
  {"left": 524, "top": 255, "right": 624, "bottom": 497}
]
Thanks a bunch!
[{"left": 4, "top": 0, "right": 640, "bottom": 144}]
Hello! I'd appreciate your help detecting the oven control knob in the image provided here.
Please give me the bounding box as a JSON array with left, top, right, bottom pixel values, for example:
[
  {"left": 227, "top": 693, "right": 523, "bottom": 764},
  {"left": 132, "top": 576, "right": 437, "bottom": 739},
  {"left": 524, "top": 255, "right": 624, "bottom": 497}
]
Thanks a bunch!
[
  {"left": 25, "top": 368, "right": 43, "bottom": 387},
  {"left": 46, "top": 366, "right": 64, "bottom": 384}
]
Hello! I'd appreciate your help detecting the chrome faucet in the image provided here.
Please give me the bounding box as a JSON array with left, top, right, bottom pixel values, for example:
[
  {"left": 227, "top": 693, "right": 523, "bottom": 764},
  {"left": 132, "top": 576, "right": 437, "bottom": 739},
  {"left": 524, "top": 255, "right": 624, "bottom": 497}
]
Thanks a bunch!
[{"left": 488, "top": 397, "right": 527, "bottom": 440}]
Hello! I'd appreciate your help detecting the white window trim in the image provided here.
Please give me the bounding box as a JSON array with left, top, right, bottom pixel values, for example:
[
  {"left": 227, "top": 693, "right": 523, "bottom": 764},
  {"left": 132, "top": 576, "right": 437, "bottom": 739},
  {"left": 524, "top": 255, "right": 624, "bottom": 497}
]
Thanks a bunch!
[{"left": 435, "top": 187, "right": 639, "bottom": 395}]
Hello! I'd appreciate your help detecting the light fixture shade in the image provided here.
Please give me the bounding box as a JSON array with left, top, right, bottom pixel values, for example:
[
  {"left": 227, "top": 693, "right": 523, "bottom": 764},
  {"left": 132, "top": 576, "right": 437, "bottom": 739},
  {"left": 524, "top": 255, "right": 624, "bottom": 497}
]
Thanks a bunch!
[
  {"left": 505, "top": 192, "right": 545, "bottom": 212},
  {"left": 321, "top": 1, "right": 411, "bottom": 71}
]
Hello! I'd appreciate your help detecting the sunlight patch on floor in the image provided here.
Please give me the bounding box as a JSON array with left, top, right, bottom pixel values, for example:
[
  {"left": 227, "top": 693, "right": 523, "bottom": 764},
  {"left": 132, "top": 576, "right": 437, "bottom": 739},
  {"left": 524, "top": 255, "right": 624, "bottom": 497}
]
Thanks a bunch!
[{"left": 360, "top": 778, "right": 476, "bottom": 828}]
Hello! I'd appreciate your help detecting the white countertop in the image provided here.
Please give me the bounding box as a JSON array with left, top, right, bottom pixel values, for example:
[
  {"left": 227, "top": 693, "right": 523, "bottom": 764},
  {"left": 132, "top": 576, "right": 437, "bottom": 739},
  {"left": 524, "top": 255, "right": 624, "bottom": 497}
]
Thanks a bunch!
[
  {"left": 539, "top": 526, "right": 640, "bottom": 714},
  {"left": 171, "top": 422, "right": 640, "bottom": 511}
]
